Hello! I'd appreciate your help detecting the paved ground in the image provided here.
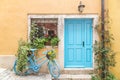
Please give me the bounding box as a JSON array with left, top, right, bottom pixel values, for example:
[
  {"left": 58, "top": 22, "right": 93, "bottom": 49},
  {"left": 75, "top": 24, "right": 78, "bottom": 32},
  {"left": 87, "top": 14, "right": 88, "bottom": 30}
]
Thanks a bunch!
[
  {"left": 0, "top": 68, "right": 92, "bottom": 80},
  {"left": 0, "top": 68, "right": 51, "bottom": 80}
]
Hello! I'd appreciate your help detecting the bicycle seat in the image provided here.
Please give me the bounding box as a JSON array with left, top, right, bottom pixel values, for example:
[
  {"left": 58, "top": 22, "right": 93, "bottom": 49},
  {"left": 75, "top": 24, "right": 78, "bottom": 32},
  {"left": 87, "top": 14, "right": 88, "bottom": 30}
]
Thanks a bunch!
[{"left": 30, "top": 49, "right": 37, "bottom": 52}]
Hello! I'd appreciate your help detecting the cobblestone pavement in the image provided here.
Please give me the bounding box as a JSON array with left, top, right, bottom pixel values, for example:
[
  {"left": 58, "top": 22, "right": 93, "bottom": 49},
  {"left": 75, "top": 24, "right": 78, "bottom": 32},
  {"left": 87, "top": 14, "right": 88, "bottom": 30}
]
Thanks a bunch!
[{"left": 0, "top": 68, "right": 51, "bottom": 80}]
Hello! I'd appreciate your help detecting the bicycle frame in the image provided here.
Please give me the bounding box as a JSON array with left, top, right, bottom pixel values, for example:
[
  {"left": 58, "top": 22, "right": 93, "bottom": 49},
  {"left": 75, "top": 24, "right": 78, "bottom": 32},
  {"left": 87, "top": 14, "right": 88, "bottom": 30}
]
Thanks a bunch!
[
  {"left": 14, "top": 48, "right": 60, "bottom": 78},
  {"left": 27, "top": 49, "right": 49, "bottom": 73}
]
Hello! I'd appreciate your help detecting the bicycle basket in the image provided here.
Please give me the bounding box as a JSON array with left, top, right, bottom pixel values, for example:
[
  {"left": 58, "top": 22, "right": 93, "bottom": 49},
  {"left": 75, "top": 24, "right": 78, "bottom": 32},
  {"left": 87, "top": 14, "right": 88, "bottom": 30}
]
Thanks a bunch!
[{"left": 46, "top": 50, "right": 56, "bottom": 60}]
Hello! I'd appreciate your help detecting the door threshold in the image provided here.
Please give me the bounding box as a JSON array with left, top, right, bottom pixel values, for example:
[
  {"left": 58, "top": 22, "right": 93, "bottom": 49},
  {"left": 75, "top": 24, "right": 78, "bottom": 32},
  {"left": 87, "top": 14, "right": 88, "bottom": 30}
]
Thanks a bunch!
[{"left": 64, "top": 68, "right": 94, "bottom": 70}]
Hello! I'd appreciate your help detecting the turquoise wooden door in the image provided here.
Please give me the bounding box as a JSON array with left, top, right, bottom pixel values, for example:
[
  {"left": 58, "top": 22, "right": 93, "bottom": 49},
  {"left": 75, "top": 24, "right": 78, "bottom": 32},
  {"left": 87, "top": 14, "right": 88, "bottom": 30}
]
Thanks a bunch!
[{"left": 64, "top": 19, "right": 93, "bottom": 68}]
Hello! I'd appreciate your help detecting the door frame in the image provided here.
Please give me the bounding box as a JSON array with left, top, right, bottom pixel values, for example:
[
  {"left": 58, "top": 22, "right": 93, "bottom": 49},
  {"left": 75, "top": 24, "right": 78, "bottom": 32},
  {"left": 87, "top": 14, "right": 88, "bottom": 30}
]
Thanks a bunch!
[{"left": 28, "top": 14, "right": 98, "bottom": 70}]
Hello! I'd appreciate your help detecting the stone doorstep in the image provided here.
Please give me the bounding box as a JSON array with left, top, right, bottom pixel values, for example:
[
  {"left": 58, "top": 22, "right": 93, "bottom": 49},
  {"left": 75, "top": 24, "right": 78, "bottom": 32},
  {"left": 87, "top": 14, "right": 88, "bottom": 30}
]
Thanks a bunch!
[
  {"left": 61, "top": 70, "right": 94, "bottom": 75},
  {"left": 52, "top": 74, "right": 91, "bottom": 80},
  {"left": 60, "top": 74, "right": 91, "bottom": 79}
]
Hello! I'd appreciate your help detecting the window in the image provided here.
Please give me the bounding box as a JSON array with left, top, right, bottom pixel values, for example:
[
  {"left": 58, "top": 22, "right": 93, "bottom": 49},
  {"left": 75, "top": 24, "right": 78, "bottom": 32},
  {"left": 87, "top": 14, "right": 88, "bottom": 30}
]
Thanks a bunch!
[{"left": 30, "top": 18, "right": 58, "bottom": 45}]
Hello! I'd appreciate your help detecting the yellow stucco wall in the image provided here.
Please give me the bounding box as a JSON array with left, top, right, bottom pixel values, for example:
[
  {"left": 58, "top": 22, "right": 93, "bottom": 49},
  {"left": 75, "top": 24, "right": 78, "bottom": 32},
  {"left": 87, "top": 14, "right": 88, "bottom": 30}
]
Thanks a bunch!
[
  {"left": 108, "top": 0, "right": 120, "bottom": 79},
  {"left": 0, "top": 0, "right": 101, "bottom": 55},
  {"left": 0, "top": 0, "right": 120, "bottom": 79}
]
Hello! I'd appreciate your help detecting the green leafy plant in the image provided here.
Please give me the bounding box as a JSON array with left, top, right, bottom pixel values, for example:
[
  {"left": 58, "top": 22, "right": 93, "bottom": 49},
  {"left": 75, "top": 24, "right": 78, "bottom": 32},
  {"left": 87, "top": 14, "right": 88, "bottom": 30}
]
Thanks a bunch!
[
  {"left": 30, "top": 22, "right": 44, "bottom": 42},
  {"left": 31, "top": 38, "right": 47, "bottom": 49},
  {"left": 30, "top": 22, "right": 37, "bottom": 42},
  {"left": 92, "top": 75, "right": 101, "bottom": 80},
  {"left": 44, "top": 34, "right": 60, "bottom": 46},
  {"left": 92, "top": 11, "right": 117, "bottom": 80},
  {"left": 50, "top": 37, "right": 60, "bottom": 47},
  {"left": 106, "top": 72, "right": 117, "bottom": 80},
  {"left": 16, "top": 40, "right": 30, "bottom": 73}
]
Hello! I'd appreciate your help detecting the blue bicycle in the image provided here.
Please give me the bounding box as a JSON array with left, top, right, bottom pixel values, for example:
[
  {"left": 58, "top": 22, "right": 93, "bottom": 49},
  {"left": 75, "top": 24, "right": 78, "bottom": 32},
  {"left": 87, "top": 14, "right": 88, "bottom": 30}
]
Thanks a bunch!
[{"left": 13, "top": 49, "right": 60, "bottom": 79}]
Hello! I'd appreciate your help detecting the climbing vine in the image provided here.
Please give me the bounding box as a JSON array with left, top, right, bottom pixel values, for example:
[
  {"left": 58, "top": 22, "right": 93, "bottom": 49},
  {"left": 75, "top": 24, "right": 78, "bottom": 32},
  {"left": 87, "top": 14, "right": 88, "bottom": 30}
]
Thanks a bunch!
[{"left": 92, "top": 11, "right": 117, "bottom": 80}]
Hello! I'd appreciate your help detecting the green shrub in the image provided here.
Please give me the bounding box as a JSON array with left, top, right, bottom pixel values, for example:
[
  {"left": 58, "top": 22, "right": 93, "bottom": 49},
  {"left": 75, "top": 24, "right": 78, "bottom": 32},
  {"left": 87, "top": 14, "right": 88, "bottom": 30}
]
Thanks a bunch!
[{"left": 16, "top": 40, "right": 30, "bottom": 73}]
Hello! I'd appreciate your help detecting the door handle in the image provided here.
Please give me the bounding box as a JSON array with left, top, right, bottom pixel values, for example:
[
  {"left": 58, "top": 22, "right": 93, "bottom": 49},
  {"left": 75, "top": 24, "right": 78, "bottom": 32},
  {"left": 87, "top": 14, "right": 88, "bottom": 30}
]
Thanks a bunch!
[{"left": 83, "top": 41, "right": 84, "bottom": 47}]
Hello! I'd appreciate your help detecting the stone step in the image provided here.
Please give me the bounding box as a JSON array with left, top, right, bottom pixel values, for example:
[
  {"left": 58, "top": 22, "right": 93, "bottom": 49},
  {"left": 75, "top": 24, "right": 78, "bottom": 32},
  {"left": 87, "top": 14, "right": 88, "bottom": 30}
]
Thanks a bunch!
[
  {"left": 61, "top": 69, "right": 93, "bottom": 74},
  {"left": 52, "top": 74, "right": 91, "bottom": 80}
]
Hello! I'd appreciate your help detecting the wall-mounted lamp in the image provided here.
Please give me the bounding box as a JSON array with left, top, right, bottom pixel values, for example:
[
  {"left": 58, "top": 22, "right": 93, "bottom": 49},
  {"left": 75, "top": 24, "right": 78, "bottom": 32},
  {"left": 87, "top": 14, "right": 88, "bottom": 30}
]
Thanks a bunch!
[{"left": 78, "top": 1, "right": 85, "bottom": 13}]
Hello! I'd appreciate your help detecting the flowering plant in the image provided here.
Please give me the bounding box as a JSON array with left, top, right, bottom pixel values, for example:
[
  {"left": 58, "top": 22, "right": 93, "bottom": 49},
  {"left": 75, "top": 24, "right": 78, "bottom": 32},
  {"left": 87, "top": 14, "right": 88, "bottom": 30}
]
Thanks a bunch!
[{"left": 46, "top": 50, "right": 56, "bottom": 60}]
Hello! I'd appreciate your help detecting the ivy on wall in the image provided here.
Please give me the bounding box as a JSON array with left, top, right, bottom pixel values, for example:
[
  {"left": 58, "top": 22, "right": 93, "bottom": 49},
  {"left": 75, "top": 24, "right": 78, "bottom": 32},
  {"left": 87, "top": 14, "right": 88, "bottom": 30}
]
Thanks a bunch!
[{"left": 92, "top": 11, "right": 117, "bottom": 80}]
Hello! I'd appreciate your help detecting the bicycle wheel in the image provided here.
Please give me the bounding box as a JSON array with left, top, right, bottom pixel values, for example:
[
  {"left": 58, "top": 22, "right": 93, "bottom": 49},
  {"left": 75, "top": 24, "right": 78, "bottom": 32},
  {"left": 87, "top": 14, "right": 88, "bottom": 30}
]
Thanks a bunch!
[
  {"left": 13, "top": 60, "right": 32, "bottom": 75},
  {"left": 48, "top": 60, "right": 60, "bottom": 78},
  {"left": 13, "top": 60, "right": 20, "bottom": 75}
]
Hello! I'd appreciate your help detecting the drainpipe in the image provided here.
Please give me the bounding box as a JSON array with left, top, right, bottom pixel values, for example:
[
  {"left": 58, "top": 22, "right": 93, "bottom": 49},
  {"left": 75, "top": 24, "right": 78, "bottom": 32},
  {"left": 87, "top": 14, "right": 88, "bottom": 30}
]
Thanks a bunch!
[{"left": 101, "top": 0, "right": 105, "bottom": 78}]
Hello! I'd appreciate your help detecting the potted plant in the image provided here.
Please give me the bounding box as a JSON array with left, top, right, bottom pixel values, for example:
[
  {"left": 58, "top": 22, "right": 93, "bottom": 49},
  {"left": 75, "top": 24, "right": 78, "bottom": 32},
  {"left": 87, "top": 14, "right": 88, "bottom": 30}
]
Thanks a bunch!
[
  {"left": 50, "top": 37, "right": 60, "bottom": 47},
  {"left": 31, "top": 37, "right": 47, "bottom": 49},
  {"left": 44, "top": 34, "right": 60, "bottom": 47}
]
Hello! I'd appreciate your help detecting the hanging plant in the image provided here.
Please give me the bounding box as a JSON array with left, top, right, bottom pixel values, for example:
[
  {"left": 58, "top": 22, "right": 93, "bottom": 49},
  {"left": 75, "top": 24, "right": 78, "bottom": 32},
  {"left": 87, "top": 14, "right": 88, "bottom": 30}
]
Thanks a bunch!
[{"left": 92, "top": 11, "right": 117, "bottom": 80}]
